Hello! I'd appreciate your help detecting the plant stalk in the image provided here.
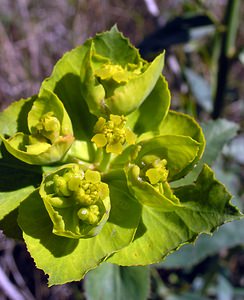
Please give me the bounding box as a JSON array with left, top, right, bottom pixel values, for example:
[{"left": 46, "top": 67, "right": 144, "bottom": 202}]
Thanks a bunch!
[{"left": 212, "top": 0, "right": 240, "bottom": 119}]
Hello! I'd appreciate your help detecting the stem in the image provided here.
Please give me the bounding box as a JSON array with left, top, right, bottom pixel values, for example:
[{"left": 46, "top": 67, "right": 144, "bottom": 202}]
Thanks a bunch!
[
  {"left": 99, "top": 151, "right": 112, "bottom": 173},
  {"left": 94, "top": 148, "right": 103, "bottom": 164},
  {"left": 212, "top": 0, "right": 240, "bottom": 119}
]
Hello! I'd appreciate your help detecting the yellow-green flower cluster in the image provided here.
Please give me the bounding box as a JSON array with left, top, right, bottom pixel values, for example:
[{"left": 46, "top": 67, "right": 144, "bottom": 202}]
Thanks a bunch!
[
  {"left": 91, "top": 114, "right": 136, "bottom": 154},
  {"left": 44, "top": 165, "right": 109, "bottom": 226},
  {"left": 140, "top": 155, "right": 169, "bottom": 185},
  {"left": 94, "top": 62, "right": 142, "bottom": 83}
]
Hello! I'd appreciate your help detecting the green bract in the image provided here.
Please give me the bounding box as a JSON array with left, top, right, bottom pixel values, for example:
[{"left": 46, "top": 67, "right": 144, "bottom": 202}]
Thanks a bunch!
[
  {"left": 0, "top": 27, "right": 242, "bottom": 286},
  {"left": 0, "top": 89, "right": 74, "bottom": 165},
  {"left": 80, "top": 26, "right": 165, "bottom": 117}
]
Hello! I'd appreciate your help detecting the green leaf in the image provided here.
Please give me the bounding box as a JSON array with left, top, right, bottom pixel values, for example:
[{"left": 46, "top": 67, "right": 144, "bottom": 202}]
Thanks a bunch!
[
  {"left": 0, "top": 186, "right": 34, "bottom": 221},
  {"left": 128, "top": 75, "right": 170, "bottom": 134},
  {"left": 162, "top": 160, "right": 244, "bottom": 269},
  {"left": 0, "top": 96, "right": 36, "bottom": 139},
  {"left": 126, "top": 164, "right": 181, "bottom": 208},
  {"left": 18, "top": 181, "right": 141, "bottom": 285},
  {"left": 136, "top": 135, "right": 201, "bottom": 181},
  {"left": 161, "top": 219, "right": 244, "bottom": 269},
  {"left": 28, "top": 89, "right": 73, "bottom": 138},
  {"left": 85, "top": 263, "right": 150, "bottom": 300},
  {"left": 106, "top": 165, "right": 241, "bottom": 266},
  {"left": 64, "top": 139, "right": 96, "bottom": 163},
  {"left": 40, "top": 42, "right": 96, "bottom": 141},
  {"left": 1, "top": 90, "right": 74, "bottom": 165},
  {"left": 0, "top": 147, "right": 41, "bottom": 222},
  {"left": 105, "top": 53, "right": 165, "bottom": 115},
  {"left": 92, "top": 26, "right": 141, "bottom": 65},
  {"left": 2, "top": 133, "right": 74, "bottom": 165},
  {"left": 80, "top": 27, "right": 165, "bottom": 116},
  {"left": 159, "top": 110, "right": 205, "bottom": 178},
  {"left": 171, "top": 118, "right": 239, "bottom": 187}
]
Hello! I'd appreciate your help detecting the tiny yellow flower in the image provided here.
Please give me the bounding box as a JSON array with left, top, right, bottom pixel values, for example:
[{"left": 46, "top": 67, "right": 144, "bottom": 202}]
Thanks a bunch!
[
  {"left": 91, "top": 114, "right": 136, "bottom": 154},
  {"left": 145, "top": 159, "right": 169, "bottom": 185}
]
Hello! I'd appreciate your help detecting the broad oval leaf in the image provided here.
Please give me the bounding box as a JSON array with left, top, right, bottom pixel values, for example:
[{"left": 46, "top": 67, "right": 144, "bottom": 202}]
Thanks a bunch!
[
  {"left": 107, "top": 165, "right": 241, "bottom": 266},
  {"left": 18, "top": 177, "right": 141, "bottom": 285},
  {"left": 136, "top": 135, "right": 200, "bottom": 181}
]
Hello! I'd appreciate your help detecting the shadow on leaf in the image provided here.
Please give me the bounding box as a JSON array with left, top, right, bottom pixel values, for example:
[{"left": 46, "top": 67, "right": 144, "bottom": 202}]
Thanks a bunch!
[
  {"left": 107, "top": 181, "right": 142, "bottom": 229},
  {"left": 0, "top": 144, "right": 42, "bottom": 191},
  {"left": 54, "top": 73, "right": 96, "bottom": 141},
  {"left": 18, "top": 190, "right": 79, "bottom": 257}
]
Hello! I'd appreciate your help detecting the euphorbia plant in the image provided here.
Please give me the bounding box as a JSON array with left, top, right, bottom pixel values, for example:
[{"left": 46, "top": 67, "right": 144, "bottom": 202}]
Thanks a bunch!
[{"left": 0, "top": 27, "right": 242, "bottom": 286}]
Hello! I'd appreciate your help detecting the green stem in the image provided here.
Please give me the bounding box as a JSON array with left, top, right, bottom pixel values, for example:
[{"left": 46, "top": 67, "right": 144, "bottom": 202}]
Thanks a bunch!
[
  {"left": 94, "top": 148, "right": 103, "bottom": 164},
  {"left": 99, "top": 150, "right": 112, "bottom": 173},
  {"left": 212, "top": 0, "right": 240, "bottom": 119}
]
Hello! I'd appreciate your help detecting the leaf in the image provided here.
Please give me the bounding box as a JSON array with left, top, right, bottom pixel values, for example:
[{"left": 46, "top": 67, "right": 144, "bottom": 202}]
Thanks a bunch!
[
  {"left": 171, "top": 119, "right": 239, "bottom": 187},
  {"left": 184, "top": 68, "right": 213, "bottom": 112},
  {"left": 0, "top": 147, "right": 41, "bottom": 222},
  {"left": 0, "top": 208, "right": 22, "bottom": 239},
  {"left": 129, "top": 75, "right": 170, "bottom": 134},
  {"left": 105, "top": 53, "right": 165, "bottom": 115},
  {"left": 161, "top": 219, "right": 244, "bottom": 269},
  {"left": 18, "top": 181, "right": 141, "bottom": 285},
  {"left": 159, "top": 110, "right": 205, "bottom": 178},
  {"left": 92, "top": 26, "right": 141, "bottom": 65},
  {"left": 201, "top": 119, "right": 239, "bottom": 165},
  {"left": 28, "top": 89, "right": 73, "bottom": 138},
  {"left": 136, "top": 135, "right": 201, "bottom": 181},
  {"left": 64, "top": 139, "right": 96, "bottom": 163},
  {"left": 127, "top": 166, "right": 181, "bottom": 208},
  {"left": 0, "top": 96, "right": 36, "bottom": 138},
  {"left": 223, "top": 134, "right": 244, "bottom": 164},
  {"left": 80, "top": 27, "right": 165, "bottom": 116},
  {"left": 2, "top": 133, "right": 74, "bottom": 165},
  {"left": 106, "top": 165, "right": 241, "bottom": 266},
  {"left": 40, "top": 42, "right": 96, "bottom": 141},
  {"left": 162, "top": 159, "right": 244, "bottom": 269},
  {"left": 0, "top": 186, "right": 34, "bottom": 221},
  {"left": 1, "top": 90, "right": 74, "bottom": 165},
  {"left": 85, "top": 263, "right": 150, "bottom": 300}
]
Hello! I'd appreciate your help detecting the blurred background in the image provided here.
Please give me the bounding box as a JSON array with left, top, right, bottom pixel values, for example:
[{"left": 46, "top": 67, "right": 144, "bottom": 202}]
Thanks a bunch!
[{"left": 0, "top": 0, "right": 243, "bottom": 299}]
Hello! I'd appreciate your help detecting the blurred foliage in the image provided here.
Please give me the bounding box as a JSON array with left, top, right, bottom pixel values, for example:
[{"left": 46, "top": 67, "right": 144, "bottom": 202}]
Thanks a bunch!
[{"left": 0, "top": 0, "right": 243, "bottom": 299}]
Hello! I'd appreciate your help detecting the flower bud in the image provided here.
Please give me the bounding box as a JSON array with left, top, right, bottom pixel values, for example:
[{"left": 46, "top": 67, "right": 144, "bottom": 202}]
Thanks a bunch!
[
  {"left": 77, "top": 205, "right": 100, "bottom": 225},
  {"left": 35, "top": 112, "right": 61, "bottom": 143}
]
